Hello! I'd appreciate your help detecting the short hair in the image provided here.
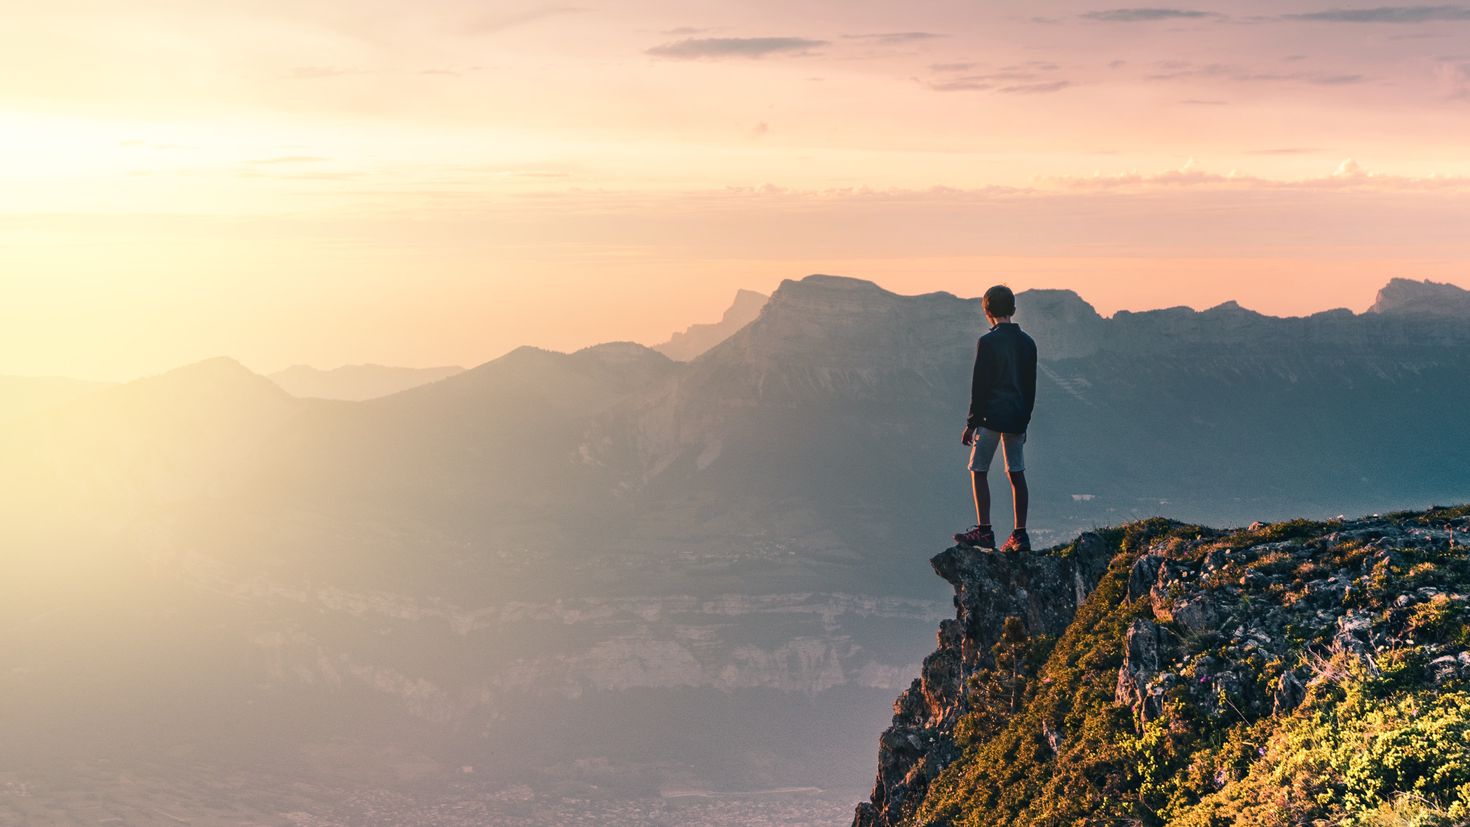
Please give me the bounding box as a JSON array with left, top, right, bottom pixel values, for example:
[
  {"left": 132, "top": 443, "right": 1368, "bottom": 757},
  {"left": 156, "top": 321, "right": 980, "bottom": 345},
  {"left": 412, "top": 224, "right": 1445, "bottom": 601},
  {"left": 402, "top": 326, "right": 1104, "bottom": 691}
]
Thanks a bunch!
[{"left": 983, "top": 284, "right": 1016, "bottom": 318}]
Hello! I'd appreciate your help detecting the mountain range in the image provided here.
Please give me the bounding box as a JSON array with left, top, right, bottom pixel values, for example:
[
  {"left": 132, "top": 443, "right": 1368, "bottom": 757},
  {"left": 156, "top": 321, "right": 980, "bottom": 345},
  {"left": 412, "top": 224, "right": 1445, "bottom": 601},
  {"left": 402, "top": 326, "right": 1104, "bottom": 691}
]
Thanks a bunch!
[
  {"left": 267, "top": 363, "right": 467, "bottom": 401},
  {"left": 3, "top": 275, "right": 1469, "bottom": 825}
]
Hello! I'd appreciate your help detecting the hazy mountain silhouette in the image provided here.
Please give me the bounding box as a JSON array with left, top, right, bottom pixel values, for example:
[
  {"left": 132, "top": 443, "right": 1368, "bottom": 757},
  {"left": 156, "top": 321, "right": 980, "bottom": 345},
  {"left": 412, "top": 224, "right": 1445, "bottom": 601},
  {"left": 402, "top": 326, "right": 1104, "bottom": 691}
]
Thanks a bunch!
[
  {"left": 5, "top": 276, "right": 1470, "bottom": 824},
  {"left": 653, "top": 288, "right": 769, "bottom": 361},
  {"left": 269, "top": 362, "right": 466, "bottom": 400},
  {"left": 2, "top": 356, "right": 302, "bottom": 522},
  {"left": 1368, "top": 277, "right": 1470, "bottom": 318}
]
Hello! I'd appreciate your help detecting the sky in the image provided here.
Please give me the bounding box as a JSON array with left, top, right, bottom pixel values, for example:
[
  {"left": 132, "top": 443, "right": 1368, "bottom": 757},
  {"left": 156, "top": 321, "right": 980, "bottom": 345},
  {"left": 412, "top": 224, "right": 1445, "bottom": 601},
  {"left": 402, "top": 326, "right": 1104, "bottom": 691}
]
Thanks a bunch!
[{"left": 3, "top": 0, "right": 1470, "bottom": 382}]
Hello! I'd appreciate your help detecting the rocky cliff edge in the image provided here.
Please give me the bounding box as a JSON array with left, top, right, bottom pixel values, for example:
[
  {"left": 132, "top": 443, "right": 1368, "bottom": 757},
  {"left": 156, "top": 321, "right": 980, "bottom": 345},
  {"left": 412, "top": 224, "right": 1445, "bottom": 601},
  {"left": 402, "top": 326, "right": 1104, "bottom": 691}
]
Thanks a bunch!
[{"left": 854, "top": 505, "right": 1470, "bottom": 827}]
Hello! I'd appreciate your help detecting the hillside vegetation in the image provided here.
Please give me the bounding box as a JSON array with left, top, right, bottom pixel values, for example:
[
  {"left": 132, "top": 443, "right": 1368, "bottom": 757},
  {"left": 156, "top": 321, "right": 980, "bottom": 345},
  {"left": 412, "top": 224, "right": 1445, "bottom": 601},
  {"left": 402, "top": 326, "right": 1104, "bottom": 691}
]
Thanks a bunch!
[{"left": 855, "top": 505, "right": 1470, "bottom": 827}]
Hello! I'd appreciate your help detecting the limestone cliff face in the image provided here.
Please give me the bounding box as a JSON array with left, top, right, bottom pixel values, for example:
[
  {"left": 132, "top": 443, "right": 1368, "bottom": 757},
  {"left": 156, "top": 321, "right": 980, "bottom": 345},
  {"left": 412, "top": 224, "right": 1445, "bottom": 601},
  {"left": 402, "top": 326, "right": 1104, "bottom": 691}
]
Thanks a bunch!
[
  {"left": 852, "top": 533, "right": 1113, "bottom": 827},
  {"left": 852, "top": 506, "right": 1470, "bottom": 827},
  {"left": 1368, "top": 277, "right": 1470, "bottom": 318}
]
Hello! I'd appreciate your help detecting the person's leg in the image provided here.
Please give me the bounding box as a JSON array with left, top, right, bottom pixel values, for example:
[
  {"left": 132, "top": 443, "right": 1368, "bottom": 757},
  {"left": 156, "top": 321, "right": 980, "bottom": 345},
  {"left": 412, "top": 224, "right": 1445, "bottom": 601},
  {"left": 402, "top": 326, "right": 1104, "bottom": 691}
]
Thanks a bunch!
[
  {"left": 1001, "top": 432, "right": 1028, "bottom": 531},
  {"left": 972, "top": 470, "right": 991, "bottom": 527},
  {"left": 969, "top": 428, "right": 1001, "bottom": 527},
  {"left": 1008, "top": 471, "right": 1028, "bottom": 530}
]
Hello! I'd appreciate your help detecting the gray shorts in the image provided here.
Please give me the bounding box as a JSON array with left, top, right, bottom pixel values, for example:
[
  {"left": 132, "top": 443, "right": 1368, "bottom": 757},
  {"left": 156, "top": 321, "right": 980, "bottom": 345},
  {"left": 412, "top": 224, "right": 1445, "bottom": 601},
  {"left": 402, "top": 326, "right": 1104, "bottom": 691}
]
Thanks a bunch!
[{"left": 968, "top": 427, "right": 1026, "bottom": 473}]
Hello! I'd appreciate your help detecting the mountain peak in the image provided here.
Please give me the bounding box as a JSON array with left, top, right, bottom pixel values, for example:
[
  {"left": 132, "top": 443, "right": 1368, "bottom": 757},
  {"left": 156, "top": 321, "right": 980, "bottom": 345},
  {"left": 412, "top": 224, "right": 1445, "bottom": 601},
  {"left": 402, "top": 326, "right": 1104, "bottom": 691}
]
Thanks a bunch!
[
  {"left": 653, "top": 290, "right": 769, "bottom": 361},
  {"left": 1012, "top": 288, "right": 1104, "bottom": 358},
  {"left": 1368, "top": 278, "right": 1470, "bottom": 317},
  {"left": 162, "top": 355, "right": 254, "bottom": 377},
  {"left": 761, "top": 274, "right": 893, "bottom": 310},
  {"left": 1015, "top": 287, "right": 1102, "bottom": 319},
  {"left": 138, "top": 356, "right": 287, "bottom": 399},
  {"left": 731, "top": 287, "right": 768, "bottom": 304},
  {"left": 573, "top": 341, "right": 673, "bottom": 366},
  {"left": 716, "top": 274, "right": 981, "bottom": 374},
  {"left": 1203, "top": 299, "right": 1263, "bottom": 317},
  {"left": 791, "top": 273, "right": 888, "bottom": 293}
]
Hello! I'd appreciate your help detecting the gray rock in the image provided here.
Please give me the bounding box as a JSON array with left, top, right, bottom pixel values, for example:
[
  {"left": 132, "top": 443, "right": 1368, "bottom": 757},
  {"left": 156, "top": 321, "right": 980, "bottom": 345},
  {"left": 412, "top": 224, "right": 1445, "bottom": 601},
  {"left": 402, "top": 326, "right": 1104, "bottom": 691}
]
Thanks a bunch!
[
  {"left": 1128, "top": 554, "right": 1162, "bottom": 602},
  {"left": 1117, "top": 618, "right": 1171, "bottom": 721},
  {"left": 1041, "top": 719, "right": 1066, "bottom": 755},
  {"left": 1430, "top": 655, "right": 1462, "bottom": 684},
  {"left": 1272, "top": 668, "right": 1307, "bottom": 715},
  {"left": 1173, "top": 595, "right": 1224, "bottom": 636}
]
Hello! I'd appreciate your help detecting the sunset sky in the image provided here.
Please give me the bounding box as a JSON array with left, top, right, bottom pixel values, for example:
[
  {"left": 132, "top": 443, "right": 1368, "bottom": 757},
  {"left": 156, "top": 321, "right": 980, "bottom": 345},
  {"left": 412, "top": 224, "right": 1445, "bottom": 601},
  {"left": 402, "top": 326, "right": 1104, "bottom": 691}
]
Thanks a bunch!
[{"left": 4, "top": 1, "right": 1470, "bottom": 382}]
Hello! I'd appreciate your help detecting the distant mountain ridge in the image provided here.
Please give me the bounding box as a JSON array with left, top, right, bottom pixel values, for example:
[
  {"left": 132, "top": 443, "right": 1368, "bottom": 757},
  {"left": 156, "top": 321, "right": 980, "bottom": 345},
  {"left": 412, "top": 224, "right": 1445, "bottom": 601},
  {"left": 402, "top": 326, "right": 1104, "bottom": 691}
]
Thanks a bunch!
[
  {"left": 268, "top": 362, "right": 465, "bottom": 400},
  {"left": 654, "top": 289, "right": 769, "bottom": 361},
  {"left": 1369, "top": 277, "right": 1470, "bottom": 318},
  {"left": 588, "top": 274, "right": 1470, "bottom": 548}
]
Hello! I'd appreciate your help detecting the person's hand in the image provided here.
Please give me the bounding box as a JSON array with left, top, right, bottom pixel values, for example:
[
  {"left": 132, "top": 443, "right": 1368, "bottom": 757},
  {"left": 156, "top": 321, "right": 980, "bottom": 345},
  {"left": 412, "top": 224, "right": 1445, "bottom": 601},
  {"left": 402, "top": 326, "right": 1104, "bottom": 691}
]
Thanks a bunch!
[{"left": 961, "top": 425, "right": 976, "bottom": 446}]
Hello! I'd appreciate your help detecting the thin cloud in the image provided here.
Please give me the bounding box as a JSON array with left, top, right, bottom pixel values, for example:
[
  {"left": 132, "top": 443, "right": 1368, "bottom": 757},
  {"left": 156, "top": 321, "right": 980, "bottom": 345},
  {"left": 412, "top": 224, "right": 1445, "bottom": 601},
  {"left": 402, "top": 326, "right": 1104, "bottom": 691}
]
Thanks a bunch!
[
  {"left": 999, "top": 80, "right": 1072, "bottom": 93},
  {"left": 492, "top": 169, "right": 573, "bottom": 179},
  {"left": 249, "top": 156, "right": 329, "bottom": 165},
  {"left": 1082, "top": 8, "right": 1222, "bottom": 22},
  {"left": 922, "top": 76, "right": 995, "bottom": 91},
  {"left": 841, "top": 32, "right": 947, "bottom": 44},
  {"left": 419, "top": 67, "right": 483, "bottom": 77},
  {"left": 287, "top": 66, "right": 365, "bottom": 80},
  {"left": 467, "top": 5, "right": 589, "bottom": 34},
  {"left": 922, "top": 62, "right": 1067, "bottom": 93},
  {"left": 235, "top": 168, "right": 363, "bottom": 181},
  {"left": 941, "top": 70, "right": 1045, "bottom": 82},
  {"left": 645, "top": 36, "right": 827, "bottom": 59},
  {"left": 1283, "top": 5, "right": 1470, "bottom": 22},
  {"left": 1044, "top": 158, "right": 1470, "bottom": 191},
  {"left": 118, "top": 139, "right": 190, "bottom": 150},
  {"left": 1145, "top": 60, "right": 1368, "bottom": 85},
  {"left": 1148, "top": 62, "right": 1276, "bottom": 80},
  {"left": 920, "top": 74, "right": 1071, "bottom": 93}
]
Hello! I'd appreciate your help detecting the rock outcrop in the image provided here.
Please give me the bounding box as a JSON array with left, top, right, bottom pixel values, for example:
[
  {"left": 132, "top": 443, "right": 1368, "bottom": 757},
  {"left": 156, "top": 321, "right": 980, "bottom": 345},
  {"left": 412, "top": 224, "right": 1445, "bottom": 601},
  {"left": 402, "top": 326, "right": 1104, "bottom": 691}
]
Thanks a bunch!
[
  {"left": 852, "top": 505, "right": 1470, "bottom": 827},
  {"left": 1368, "top": 277, "right": 1470, "bottom": 318},
  {"left": 853, "top": 533, "right": 1113, "bottom": 827}
]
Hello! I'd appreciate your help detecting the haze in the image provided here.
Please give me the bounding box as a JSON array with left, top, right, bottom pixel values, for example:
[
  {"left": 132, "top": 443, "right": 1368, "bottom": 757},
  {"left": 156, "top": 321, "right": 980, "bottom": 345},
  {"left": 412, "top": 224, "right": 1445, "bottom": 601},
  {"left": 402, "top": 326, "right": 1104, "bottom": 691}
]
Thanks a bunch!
[{"left": 4, "top": 0, "right": 1470, "bottom": 382}]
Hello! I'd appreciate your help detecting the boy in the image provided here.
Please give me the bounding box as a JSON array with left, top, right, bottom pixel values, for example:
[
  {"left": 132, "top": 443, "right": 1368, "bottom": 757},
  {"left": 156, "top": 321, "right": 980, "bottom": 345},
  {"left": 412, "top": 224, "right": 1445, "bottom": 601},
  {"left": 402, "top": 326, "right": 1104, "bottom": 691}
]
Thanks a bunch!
[{"left": 954, "top": 285, "right": 1037, "bottom": 553}]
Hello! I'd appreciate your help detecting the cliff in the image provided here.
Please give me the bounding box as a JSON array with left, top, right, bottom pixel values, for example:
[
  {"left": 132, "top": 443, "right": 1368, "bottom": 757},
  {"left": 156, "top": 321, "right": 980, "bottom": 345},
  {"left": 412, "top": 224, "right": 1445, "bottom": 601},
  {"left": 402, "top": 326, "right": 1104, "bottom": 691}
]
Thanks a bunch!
[
  {"left": 1369, "top": 278, "right": 1470, "bottom": 319},
  {"left": 853, "top": 505, "right": 1470, "bottom": 826},
  {"left": 654, "top": 289, "right": 769, "bottom": 361}
]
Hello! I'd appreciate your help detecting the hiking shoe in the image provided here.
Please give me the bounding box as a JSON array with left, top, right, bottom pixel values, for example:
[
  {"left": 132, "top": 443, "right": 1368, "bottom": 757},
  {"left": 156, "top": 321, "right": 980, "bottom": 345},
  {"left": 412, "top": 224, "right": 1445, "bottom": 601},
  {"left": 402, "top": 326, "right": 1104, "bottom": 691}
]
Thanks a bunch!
[
  {"left": 1000, "top": 530, "right": 1031, "bottom": 554},
  {"left": 954, "top": 524, "right": 996, "bottom": 550}
]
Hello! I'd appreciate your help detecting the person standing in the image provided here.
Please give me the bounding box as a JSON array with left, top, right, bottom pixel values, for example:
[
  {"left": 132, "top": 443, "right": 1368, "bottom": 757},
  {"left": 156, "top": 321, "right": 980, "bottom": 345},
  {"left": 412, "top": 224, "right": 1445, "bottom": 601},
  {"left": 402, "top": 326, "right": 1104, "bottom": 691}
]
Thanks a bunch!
[{"left": 953, "top": 285, "right": 1038, "bottom": 553}]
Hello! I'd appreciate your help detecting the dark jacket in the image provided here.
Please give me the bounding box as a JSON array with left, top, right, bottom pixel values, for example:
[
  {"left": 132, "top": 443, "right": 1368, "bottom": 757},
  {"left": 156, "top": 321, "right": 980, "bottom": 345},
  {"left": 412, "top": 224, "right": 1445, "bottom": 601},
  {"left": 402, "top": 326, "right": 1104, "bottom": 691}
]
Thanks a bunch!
[{"left": 967, "top": 322, "right": 1037, "bottom": 434}]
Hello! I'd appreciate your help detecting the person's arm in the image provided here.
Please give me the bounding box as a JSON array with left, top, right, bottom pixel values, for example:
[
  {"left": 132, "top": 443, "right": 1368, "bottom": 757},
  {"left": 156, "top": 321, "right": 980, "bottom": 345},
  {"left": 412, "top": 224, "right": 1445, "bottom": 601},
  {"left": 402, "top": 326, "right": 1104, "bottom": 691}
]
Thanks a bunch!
[
  {"left": 966, "top": 337, "right": 991, "bottom": 432},
  {"left": 1022, "top": 339, "right": 1038, "bottom": 422}
]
